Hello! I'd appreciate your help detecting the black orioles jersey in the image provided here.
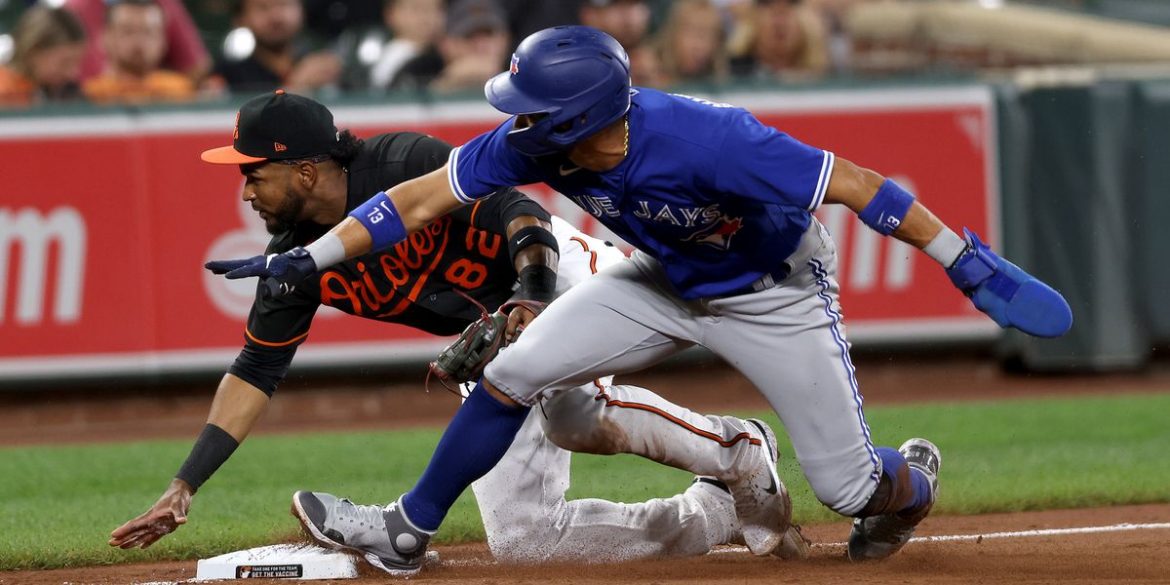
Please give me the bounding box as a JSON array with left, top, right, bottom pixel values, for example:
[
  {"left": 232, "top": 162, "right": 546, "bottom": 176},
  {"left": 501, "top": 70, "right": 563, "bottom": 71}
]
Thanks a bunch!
[{"left": 229, "top": 132, "right": 550, "bottom": 394}]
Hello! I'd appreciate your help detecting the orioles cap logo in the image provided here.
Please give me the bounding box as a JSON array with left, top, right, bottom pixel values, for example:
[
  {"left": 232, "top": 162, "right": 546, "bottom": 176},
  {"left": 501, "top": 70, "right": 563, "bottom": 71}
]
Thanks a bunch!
[
  {"left": 274, "top": 142, "right": 287, "bottom": 152},
  {"left": 233, "top": 112, "right": 240, "bottom": 140},
  {"left": 510, "top": 54, "right": 519, "bottom": 75}
]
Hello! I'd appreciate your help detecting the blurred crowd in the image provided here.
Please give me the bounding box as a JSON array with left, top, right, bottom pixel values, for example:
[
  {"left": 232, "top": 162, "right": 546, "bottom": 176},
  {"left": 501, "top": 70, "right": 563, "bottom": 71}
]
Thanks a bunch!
[{"left": 0, "top": 0, "right": 1168, "bottom": 109}]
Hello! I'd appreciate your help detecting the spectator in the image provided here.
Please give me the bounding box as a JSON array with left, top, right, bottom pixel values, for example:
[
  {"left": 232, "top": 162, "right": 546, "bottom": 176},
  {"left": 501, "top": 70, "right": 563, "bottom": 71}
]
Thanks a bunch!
[
  {"left": 497, "top": 0, "right": 579, "bottom": 52},
  {"left": 729, "top": 0, "right": 830, "bottom": 80},
  {"left": 0, "top": 6, "right": 86, "bottom": 107},
  {"left": 213, "top": 0, "right": 342, "bottom": 94},
  {"left": 341, "top": 0, "right": 446, "bottom": 91},
  {"left": 303, "top": 0, "right": 383, "bottom": 41},
  {"left": 82, "top": 0, "right": 195, "bottom": 105},
  {"left": 394, "top": 0, "right": 509, "bottom": 94},
  {"left": 804, "top": 0, "right": 861, "bottom": 71},
  {"left": 653, "top": 0, "right": 728, "bottom": 87},
  {"left": 65, "top": 0, "right": 210, "bottom": 83},
  {"left": 578, "top": 0, "right": 649, "bottom": 49},
  {"left": 578, "top": 0, "right": 664, "bottom": 87}
]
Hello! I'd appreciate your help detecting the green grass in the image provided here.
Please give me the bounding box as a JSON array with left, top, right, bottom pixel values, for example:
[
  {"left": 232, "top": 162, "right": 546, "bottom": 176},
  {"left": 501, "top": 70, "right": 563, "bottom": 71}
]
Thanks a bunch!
[{"left": 1, "top": 392, "right": 1168, "bottom": 570}]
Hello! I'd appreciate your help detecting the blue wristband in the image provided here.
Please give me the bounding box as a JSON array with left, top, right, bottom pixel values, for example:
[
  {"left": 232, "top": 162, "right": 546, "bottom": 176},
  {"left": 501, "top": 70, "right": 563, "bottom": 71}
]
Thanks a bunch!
[
  {"left": 858, "top": 179, "right": 915, "bottom": 236},
  {"left": 349, "top": 191, "right": 407, "bottom": 251}
]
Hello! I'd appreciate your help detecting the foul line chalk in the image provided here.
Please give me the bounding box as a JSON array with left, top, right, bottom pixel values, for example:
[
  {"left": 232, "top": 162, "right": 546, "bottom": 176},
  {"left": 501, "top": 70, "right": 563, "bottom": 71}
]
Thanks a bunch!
[
  {"left": 710, "top": 521, "right": 1170, "bottom": 554},
  {"left": 903, "top": 521, "right": 1170, "bottom": 545}
]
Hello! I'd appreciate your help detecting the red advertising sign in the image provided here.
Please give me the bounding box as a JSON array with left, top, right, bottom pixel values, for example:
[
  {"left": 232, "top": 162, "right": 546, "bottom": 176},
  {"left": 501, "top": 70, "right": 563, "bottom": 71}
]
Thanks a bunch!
[{"left": 0, "top": 87, "right": 998, "bottom": 379}]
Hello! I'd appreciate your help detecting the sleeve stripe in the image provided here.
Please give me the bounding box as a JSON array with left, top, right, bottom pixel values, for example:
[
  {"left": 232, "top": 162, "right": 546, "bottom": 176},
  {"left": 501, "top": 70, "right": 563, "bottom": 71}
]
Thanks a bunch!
[
  {"left": 809, "top": 150, "right": 835, "bottom": 211},
  {"left": 447, "top": 146, "right": 475, "bottom": 204},
  {"left": 245, "top": 328, "right": 309, "bottom": 348}
]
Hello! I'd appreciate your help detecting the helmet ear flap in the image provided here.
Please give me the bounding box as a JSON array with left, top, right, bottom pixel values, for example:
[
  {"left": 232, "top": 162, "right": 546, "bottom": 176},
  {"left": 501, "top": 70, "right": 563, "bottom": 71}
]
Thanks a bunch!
[{"left": 551, "top": 115, "right": 585, "bottom": 136}]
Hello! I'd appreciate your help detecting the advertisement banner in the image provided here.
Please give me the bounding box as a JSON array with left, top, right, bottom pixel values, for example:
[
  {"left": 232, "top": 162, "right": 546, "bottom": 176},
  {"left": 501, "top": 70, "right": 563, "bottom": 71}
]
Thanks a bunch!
[{"left": 0, "top": 86, "right": 998, "bottom": 379}]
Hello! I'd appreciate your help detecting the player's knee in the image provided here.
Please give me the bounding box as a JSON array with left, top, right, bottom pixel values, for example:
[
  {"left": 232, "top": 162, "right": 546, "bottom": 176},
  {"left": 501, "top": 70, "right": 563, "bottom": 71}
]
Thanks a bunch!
[
  {"left": 482, "top": 350, "right": 557, "bottom": 405},
  {"left": 539, "top": 388, "right": 618, "bottom": 455}
]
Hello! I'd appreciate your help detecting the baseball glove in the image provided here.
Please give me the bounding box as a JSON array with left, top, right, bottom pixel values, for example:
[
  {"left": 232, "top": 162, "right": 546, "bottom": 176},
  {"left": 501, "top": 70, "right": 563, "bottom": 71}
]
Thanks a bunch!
[{"left": 427, "top": 298, "right": 547, "bottom": 394}]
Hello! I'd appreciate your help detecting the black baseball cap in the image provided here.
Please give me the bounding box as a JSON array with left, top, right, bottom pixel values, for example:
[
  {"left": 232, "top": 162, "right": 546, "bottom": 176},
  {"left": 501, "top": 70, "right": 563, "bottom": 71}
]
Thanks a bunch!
[{"left": 201, "top": 89, "right": 339, "bottom": 165}]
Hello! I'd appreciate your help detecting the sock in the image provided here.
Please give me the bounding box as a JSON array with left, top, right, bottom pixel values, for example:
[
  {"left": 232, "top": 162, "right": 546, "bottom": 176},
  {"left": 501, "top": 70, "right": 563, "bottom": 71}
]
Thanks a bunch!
[
  {"left": 401, "top": 381, "right": 529, "bottom": 531},
  {"left": 875, "top": 447, "right": 932, "bottom": 514}
]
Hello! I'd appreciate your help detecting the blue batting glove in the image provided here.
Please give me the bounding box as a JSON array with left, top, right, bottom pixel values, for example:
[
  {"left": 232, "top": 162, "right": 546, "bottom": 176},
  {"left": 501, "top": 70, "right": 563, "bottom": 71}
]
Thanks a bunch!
[
  {"left": 945, "top": 229, "right": 1072, "bottom": 338},
  {"left": 205, "top": 246, "right": 317, "bottom": 298}
]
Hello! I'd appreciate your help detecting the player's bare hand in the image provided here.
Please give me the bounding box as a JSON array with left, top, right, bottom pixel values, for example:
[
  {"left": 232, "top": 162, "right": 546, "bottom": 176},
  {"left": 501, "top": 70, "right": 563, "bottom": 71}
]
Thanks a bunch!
[
  {"left": 108, "top": 479, "right": 193, "bottom": 550},
  {"left": 505, "top": 305, "right": 538, "bottom": 343}
]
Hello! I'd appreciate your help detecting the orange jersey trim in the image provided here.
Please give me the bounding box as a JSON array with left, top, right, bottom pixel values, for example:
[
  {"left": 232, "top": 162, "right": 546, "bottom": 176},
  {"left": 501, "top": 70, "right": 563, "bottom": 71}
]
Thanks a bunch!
[
  {"left": 245, "top": 328, "right": 309, "bottom": 348},
  {"left": 591, "top": 381, "right": 761, "bottom": 448},
  {"left": 570, "top": 236, "right": 599, "bottom": 274},
  {"left": 469, "top": 200, "right": 484, "bottom": 226}
]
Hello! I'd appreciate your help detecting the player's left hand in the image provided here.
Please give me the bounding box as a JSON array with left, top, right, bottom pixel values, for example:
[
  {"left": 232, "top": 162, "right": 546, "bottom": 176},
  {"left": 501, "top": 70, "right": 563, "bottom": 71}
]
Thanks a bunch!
[
  {"left": 505, "top": 305, "right": 538, "bottom": 343},
  {"left": 503, "top": 300, "right": 547, "bottom": 344},
  {"left": 945, "top": 228, "right": 1073, "bottom": 338},
  {"left": 205, "top": 247, "right": 317, "bottom": 298}
]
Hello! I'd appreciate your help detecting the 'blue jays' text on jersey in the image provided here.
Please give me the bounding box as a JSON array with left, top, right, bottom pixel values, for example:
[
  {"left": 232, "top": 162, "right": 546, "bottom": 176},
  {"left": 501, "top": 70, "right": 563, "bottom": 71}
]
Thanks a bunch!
[{"left": 447, "top": 88, "right": 835, "bottom": 299}]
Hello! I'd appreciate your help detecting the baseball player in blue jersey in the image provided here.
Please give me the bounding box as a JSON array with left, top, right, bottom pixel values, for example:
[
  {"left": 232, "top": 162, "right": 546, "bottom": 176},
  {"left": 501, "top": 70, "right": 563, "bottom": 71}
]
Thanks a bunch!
[{"left": 208, "top": 26, "right": 1072, "bottom": 575}]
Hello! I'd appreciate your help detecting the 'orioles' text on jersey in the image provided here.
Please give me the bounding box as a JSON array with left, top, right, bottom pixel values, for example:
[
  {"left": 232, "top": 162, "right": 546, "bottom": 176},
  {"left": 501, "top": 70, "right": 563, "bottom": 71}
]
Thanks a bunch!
[
  {"left": 447, "top": 88, "right": 834, "bottom": 299},
  {"left": 230, "top": 132, "right": 549, "bottom": 394}
]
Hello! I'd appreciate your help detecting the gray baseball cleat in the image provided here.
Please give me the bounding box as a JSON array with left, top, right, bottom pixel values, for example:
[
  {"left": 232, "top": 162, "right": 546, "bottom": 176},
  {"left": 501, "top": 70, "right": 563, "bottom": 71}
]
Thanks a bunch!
[
  {"left": 729, "top": 418, "right": 793, "bottom": 556},
  {"left": 291, "top": 491, "right": 433, "bottom": 577},
  {"left": 847, "top": 438, "right": 941, "bottom": 562}
]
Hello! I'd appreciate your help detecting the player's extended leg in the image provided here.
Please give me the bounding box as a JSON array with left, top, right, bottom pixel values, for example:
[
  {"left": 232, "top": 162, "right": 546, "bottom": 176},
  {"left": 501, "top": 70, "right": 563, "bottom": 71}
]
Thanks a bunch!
[
  {"left": 700, "top": 220, "right": 940, "bottom": 561},
  {"left": 477, "top": 257, "right": 791, "bottom": 557},
  {"left": 469, "top": 222, "right": 741, "bottom": 562},
  {"left": 471, "top": 388, "right": 738, "bottom": 563}
]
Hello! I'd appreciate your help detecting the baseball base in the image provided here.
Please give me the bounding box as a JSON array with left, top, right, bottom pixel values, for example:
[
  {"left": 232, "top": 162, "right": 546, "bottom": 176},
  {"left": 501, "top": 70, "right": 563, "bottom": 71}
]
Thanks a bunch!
[
  {"left": 194, "top": 544, "right": 444, "bottom": 580},
  {"left": 194, "top": 544, "right": 358, "bottom": 580}
]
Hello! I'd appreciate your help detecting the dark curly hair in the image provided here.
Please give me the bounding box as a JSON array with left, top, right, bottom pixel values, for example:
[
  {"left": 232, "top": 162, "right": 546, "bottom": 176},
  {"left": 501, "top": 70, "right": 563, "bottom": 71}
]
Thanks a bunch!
[{"left": 329, "top": 129, "right": 364, "bottom": 168}]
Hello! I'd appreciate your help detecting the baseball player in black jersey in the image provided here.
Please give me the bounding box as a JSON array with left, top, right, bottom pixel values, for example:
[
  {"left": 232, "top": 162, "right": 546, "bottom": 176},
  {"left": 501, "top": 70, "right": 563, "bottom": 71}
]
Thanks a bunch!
[{"left": 109, "top": 91, "right": 807, "bottom": 564}]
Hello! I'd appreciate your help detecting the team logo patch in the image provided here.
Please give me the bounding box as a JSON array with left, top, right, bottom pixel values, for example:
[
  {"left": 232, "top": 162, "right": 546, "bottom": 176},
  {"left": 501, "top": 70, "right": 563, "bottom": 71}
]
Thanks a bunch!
[
  {"left": 510, "top": 54, "right": 520, "bottom": 75},
  {"left": 274, "top": 142, "right": 287, "bottom": 152},
  {"left": 235, "top": 564, "right": 303, "bottom": 578},
  {"left": 683, "top": 215, "right": 744, "bottom": 250},
  {"left": 233, "top": 112, "right": 240, "bottom": 140}
]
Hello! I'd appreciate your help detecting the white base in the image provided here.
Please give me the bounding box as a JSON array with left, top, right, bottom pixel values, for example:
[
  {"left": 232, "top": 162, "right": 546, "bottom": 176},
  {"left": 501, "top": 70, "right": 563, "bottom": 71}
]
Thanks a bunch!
[{"left": 194, "top": 544, "right": 358, "bottom": 581}]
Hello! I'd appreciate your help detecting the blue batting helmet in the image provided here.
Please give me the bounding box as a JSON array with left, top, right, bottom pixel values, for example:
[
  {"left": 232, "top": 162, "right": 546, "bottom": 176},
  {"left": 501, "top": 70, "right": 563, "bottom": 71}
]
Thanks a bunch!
[{"left": 484, "top": 26, "right": 631, "bottom": 156}]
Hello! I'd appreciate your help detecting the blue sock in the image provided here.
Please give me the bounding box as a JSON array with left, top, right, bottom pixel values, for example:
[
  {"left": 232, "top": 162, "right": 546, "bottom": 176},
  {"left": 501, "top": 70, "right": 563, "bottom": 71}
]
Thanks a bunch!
[
  {"left": 875, "top": 447, "right": 932, "bottom": 514},
  {"left": 401, "top": 381, "right": 529, "bottom": 531}
]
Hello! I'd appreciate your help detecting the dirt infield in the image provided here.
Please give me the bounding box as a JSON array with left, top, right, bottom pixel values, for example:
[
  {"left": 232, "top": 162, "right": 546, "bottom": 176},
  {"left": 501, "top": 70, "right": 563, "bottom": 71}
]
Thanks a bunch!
[
  {"left": 3, "top": 356, "right": 1170, "bottom": 584},
  {"left": 4, "top": 504, "right": 1169, "bottom": 584}
]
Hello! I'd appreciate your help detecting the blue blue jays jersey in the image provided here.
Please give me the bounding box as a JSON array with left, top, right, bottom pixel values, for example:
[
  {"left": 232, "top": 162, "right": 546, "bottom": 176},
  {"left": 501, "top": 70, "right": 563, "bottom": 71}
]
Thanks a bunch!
[{"left": 448, "top": 88, "right": 835, "bottom": 299}]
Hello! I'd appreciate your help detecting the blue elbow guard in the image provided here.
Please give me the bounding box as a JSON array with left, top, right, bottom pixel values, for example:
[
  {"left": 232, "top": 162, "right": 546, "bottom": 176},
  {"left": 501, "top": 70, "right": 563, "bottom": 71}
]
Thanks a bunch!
[
  {"left": 946, "top": 228, "right": 1073, "bottom": 338},
  {"left": 349, "top": 191, "right": 407, "bottom": 251}
]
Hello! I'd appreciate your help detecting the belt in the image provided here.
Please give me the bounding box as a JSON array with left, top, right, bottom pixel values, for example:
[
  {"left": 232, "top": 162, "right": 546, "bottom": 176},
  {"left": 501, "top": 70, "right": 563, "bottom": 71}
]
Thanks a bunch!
[
  {"left": 717, "top": 270, "right": 784, "bottom": 299},
  {"left": 749, "top": 272, "right": 778, "bottom": 293}
]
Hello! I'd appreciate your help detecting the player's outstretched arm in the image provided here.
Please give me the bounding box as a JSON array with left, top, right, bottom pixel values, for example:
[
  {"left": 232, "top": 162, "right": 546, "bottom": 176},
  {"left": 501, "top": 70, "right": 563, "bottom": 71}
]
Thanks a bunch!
[
  {"left": 108, "top": 374, "right": 269, "bottom": 549},
  {"left": 205, "top": 166, "right": 465, "bottom": 295},
  {"left": 823, "top": 157, "right": 1072, "bottom": 338}
]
